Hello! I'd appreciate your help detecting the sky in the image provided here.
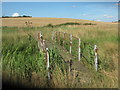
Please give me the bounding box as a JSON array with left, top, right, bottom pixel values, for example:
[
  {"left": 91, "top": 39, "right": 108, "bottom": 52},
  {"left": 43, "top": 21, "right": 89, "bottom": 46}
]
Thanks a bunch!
[
  {"left": 2, "top": 2, "right": 118, "bottom": 22},
  {"left": 2, "top": 0, "right": 120, "bottom": 2}
]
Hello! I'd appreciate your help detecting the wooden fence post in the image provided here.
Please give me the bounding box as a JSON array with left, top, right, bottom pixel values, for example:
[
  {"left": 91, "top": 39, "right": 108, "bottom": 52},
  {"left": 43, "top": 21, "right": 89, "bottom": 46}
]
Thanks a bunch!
[
  {"left": 43, "top": 40, "right": 46, "bottom": 52},
  {"left": 69, "top": 60, "right": 72, "bottom": 72},
  {"left": 58, "top": 32, "right": 60, "bottom": 44},
  {"left": 63, "top": 32, "right": 66, "bottom": 46},
  {"left": 94, "top": 45, "right": 98, "bottom": 71},
  {"left": 55, "top": 32, "right": 56, "bottom": 43},
  {"left": 38, "top": 32, "right": 40, "bottom": 49},
  {"left": 70, "top": 34, "right": 72, "bottom": 54},
  {"left": 46, "top": 48, "right": 50, "bottom": 80},
  {"left": 69, "top": 34, "right": 72, "bottom": 73},
  {"left": 52, "top": 32, "right": 54, "bottom": 41},
  {"left": 57, "top": 32, "right": 59, "bottom": 44},
  {"left": 39, "top": 32, "right": 43, "bottom": 52},
  {"left": 40, "top": 31, "right": 42, "bottom": 38},
  {"left": 78, "top": 38, "right": 81, "bottom": 61}
]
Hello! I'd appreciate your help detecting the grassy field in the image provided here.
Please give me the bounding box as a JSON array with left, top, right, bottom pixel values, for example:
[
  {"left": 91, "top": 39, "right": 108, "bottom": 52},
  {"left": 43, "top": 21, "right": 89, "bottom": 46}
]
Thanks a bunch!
[
  {"left": 2, "top": 18, "right": 118, "bottom": 88},
  {"left": 2, "top": 17, "right": 114, "bottom": 27}
]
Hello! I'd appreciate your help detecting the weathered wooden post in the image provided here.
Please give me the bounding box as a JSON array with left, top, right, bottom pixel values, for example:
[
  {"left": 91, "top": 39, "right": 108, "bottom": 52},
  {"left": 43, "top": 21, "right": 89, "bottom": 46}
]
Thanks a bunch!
[
  {"left": 63, "top": 32, "right": 66, "bottom": 46},
  {"left": 58, "top": 32, "right": 60, "bottom": 44},
  {"left": 70, "top": 34, "right": 72, "bottom": 54},
  {"left": 42, "top": 40, "right": 46, "bottom": 52},
  {"left": 78, "top": 38, "right": 81, "bottom": 61},
  {"left": 52, "top": 32, "right": 54, "bottom": 41},
  {"left": 94, "top": 45, "right": 98, "bottom": 71},
  {"left": 57, "top": 32, "right": 59, "bottom": 43},
  {"left": 39, "top": 32, "right": 43, "bottom": 52},
  {"left": 38, "top": 32, "right": 40, "bottom": 49},
  {"left": 40, "top": 31, "right": 42, "bottom": 38},
  {"left": 69, "top": 59, "right": 72, "bottom": 72},
  {"left": 69, "top": 34, "right": 72, "bottom": 73},
  {"left": 46, "top": 48, "right": 50, "bottom": 80},
  {"left": 55, "top": 32, "right": 56, "bottom": 43},
  {"left": 57, "top": 32, "right": 59, "bottom": 44}
]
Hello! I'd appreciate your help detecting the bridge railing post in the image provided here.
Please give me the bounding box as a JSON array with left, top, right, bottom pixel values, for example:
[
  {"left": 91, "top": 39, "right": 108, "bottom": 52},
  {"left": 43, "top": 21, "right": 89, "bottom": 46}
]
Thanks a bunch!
[
  {"left": 37, "top": 32, "right": 40, "bottom": 49},
  {"left": 94, "top": 45, "right": 98, "bottom": 71},
  {"left": 78, "top": 38, "right": 81, "bottom": 61},
  {"left": 63, "top": 32, "right": 66, "bottom": 46},
  {"left": 46, "top": 48, "right": 50, "bottom": 80},
  {"left": 70, "top": 34, "right": 72, "bottom": 54}
]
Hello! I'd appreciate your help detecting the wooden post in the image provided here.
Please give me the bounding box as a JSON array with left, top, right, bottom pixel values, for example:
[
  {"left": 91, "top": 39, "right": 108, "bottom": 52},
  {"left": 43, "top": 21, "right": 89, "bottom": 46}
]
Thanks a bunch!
[
  {"left": 69, "top": 34, "right": 72, "bottom": 72},
  {"left": 63, "top": 32, "right": 66, "bottom": 46},
  {"left": 38, "top": 31, "right": 43, "bottom": 52},
  {"left": 58, "top": 32, "right": 60, "bottom": 44},
  {"left": 57, "top": 32, "right": 59, "bottom": 43},
  {"left": 78, "top": 38, "right": 81, "bottom": 61},
  {"left": 43, "top": 40, "right": 46, "bottom": 52},
  {"left": 46, "top": 48, "right": 50, "bottom": 80},
  {"left": 55, "top": 32, "right": 57, "bottom": 42},
  {"left": 94, "top": 45, "right": 98, "bottom": 71},
  {"left": 69, "top": 60, "right": 72, "bottom": 72},
  {"left": 52, "top": 32, "right": 54, "bottom": 41},
  {"left": 69, "top": 61, "right": 71, "bottom": 73},
  {"left": 38, "top": 32, "right": 40, "bottom": 49},
  {"left": 40, "top": 31, "right": 42, "bottom": 39},
  {"left": 57, "top": 32, "right": 59, "bottom": 44},
  {"left": 70, "top": 34, "right": 72, "bottom": 54}
]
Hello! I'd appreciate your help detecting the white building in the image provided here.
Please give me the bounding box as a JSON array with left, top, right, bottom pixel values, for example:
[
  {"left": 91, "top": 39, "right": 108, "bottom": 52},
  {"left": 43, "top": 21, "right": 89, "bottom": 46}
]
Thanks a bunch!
[{"left": 12, "top": 13, "right": 20, "bottom": 17}]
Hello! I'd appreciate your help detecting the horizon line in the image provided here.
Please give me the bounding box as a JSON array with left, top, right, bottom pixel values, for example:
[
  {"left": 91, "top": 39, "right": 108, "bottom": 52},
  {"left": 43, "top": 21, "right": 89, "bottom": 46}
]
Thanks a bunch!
[{"left": 1, "top": 16, "right": 118, "bottom": 22}]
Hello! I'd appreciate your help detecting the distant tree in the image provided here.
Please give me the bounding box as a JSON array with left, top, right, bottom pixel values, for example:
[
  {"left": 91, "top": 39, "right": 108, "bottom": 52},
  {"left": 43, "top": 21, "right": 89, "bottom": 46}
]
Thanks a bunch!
[
  {"left": 23, "top": 15, "right": 27, "bottom": 17},
  {"left": 23, "top": 15, "right": 32, "bottom": 17}
]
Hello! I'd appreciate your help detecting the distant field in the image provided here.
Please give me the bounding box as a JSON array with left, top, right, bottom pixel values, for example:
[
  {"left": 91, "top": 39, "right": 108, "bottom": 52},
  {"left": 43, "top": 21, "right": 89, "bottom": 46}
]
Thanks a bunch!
[{"left": 2, "top": 17, "right": 116, "bottom": 27}]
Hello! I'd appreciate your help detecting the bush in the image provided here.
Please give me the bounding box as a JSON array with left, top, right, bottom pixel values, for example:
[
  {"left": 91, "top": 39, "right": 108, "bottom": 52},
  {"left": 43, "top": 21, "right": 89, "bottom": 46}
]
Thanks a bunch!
[{"left": 83, "top": 23, "right": 96, "bottom": 25}]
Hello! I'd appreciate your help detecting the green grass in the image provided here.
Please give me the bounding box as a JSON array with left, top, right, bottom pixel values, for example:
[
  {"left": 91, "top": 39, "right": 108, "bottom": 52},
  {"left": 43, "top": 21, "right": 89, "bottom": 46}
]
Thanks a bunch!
[
  {"left": 3, "top": 32, "right": 45, "bottom": 81},
  {"left": 2, "top": 24, "right": 118, "bottom": 88},
  {"left": 2, "top": 27, "right": 67, "bottom": 87},
  {"left": 43, "top": 22, "right": 96, "bottom": 28}
]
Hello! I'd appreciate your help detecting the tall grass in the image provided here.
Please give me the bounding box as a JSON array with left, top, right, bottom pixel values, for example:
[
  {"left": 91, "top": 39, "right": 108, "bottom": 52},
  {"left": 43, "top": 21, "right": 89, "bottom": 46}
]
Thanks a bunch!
[{"left": 2, "top": 23, "right": 118, "bottom": 88}]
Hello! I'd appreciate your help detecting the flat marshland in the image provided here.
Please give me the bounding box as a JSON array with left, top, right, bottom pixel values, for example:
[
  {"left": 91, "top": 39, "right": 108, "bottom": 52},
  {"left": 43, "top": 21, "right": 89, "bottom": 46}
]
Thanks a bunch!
[{"left": 2, "top": 17, "right": 118, "bottom": 88}]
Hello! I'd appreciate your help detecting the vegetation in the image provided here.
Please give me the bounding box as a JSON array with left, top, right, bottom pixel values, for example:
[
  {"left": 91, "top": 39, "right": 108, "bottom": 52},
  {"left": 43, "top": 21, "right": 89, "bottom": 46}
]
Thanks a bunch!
[
  {"left": 44, "top": 22, "right": 96, "bottom": 28},
  {"left": 2, "top": 15, "right": 32, "bottom": 18},
  {"left": 2, "top": 18, "right": 118, "bottom": 88},
  {"left": 2, "top": 28, "right": 65, "bottom": 88}
]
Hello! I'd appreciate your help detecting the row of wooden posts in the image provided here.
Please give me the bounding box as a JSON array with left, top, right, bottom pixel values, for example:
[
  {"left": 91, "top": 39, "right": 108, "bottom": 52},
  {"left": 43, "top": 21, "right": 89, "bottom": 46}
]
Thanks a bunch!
[
  {"left": 37, "top": 32, "right": 50, "bottom": 80},
  {"left": 52, "top": 31, "right": 98, "bottom": 71},
  {"left": 37, "top": 31, "right": 98, "bottom": 80},
  {"left": 52, "top": 32, "right": 82, "bottom": 61}
]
